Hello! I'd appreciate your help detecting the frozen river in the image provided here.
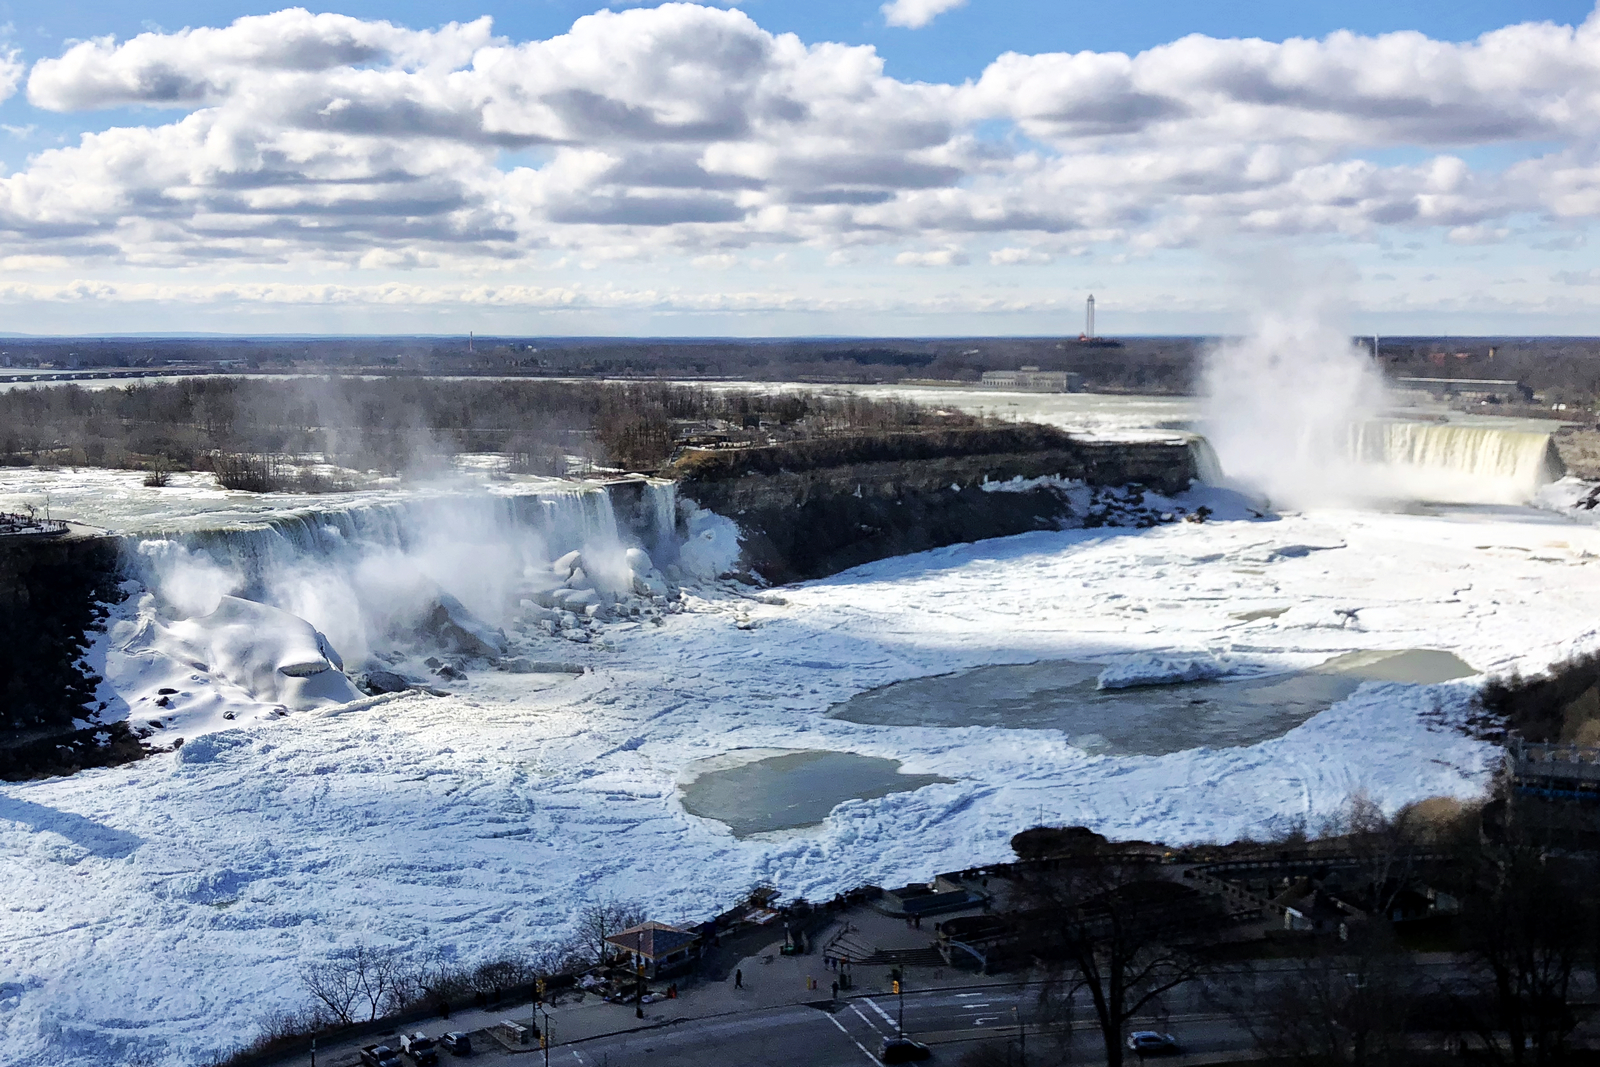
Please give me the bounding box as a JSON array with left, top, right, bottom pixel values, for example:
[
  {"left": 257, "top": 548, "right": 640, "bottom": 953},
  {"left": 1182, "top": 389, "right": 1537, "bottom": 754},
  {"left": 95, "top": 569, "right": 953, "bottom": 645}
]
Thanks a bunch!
[{"left": 0, "top": 382, "right": 1595, "bottom": 1066}]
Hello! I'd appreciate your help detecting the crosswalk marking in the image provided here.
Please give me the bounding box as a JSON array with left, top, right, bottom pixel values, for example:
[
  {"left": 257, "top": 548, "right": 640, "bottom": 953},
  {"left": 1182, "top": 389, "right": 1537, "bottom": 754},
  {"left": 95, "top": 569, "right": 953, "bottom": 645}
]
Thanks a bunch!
[{"left": 825, "top": 1010, "right": 882, "bottom": 1064}]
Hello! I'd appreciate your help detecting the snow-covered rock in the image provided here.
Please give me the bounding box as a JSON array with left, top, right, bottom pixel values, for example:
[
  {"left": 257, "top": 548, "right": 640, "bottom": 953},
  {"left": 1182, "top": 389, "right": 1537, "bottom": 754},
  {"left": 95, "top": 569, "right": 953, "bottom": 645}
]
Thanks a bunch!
[
  {"left": 165, "top": 595, "right": 360, "bottom": 709},
  {"left": 424, "top": 593, "right": 506, "bottom": 658}
]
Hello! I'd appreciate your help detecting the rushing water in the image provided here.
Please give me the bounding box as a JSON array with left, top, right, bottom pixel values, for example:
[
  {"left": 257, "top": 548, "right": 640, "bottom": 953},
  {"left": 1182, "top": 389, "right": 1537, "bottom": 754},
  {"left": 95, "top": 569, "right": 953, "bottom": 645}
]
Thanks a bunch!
[
  {"left": 678, "top": 750, "right": 953, "bottom": 837},
  {"left": 827, "top": 650, "right": 1477, "bottom": 756}
]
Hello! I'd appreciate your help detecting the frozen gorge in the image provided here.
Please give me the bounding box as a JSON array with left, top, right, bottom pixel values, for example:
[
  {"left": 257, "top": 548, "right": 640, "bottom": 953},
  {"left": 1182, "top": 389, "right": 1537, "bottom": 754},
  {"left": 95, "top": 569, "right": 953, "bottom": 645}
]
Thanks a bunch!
[{"left": 0, "top": 385, "right": 1597, "bottom": 1066}]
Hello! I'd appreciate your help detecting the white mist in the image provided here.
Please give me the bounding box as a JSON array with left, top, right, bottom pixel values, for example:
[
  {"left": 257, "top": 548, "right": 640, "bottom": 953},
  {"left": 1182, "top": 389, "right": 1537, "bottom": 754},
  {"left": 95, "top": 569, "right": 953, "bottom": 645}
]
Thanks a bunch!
[{"left": 1199, "top": 287, "right": 1389, "bottom": 509}]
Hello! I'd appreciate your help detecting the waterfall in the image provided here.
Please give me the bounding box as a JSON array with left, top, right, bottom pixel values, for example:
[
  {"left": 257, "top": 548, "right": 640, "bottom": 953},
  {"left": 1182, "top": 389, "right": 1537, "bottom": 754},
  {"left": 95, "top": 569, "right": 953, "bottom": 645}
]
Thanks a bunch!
[
  {"left": 645, "top": 479, "right": 680, "bottom": 561},
  {"left": 1187, "top": 436, "right": 1226, "bottom": 486},
  {"left": 1191, "top": 419, "right": 1564, "bottom": 505},
  {"left": 1343, "top": 422, "right": 1565, "bottom": 503},
  {"left": 122, "top": 483, "right": 643, "bottom": 661}
]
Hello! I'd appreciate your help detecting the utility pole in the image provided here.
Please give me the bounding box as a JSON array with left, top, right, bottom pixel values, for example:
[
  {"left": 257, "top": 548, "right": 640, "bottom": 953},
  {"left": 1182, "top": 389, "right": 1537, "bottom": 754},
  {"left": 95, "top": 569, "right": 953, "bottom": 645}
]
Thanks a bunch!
[
  {"left": 897, "top": 971, "right": 905, "bottom": 1035},
  {"left": 310, "top": 1036, "right": 316, "bottom": 1067},
  {"left": 540, "top": 1004, "right": 551, "bottom": 1067}
]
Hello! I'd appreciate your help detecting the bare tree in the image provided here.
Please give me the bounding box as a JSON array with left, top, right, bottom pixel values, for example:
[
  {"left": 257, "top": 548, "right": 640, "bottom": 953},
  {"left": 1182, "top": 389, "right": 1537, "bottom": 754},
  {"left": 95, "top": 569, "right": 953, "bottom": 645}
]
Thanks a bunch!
[
  {"left": 1450, "top": 806, "right": 1599, "bottom": 1067},
  {"left": 577, "top": 899, "right": 647, "bottom": 966},
  {"left": 1211, "top": 925, "right": 1416, "bottom": 1067},
  {"left": 300, "top": 943, "right": 407, "bottom": 1024},
  {"left": 301, "top": 955, "right": 363, "bottom": 1025},
  {"left": 1013, "top": 842, "right": 1220, "bottom": 1067}
]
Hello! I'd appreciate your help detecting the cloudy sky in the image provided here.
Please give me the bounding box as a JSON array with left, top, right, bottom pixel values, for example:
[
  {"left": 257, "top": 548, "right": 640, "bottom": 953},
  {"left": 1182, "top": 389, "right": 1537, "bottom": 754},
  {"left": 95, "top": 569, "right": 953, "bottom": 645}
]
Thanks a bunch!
[{"left": 0, "top": 0, "right": 1595, "bottom": 335}]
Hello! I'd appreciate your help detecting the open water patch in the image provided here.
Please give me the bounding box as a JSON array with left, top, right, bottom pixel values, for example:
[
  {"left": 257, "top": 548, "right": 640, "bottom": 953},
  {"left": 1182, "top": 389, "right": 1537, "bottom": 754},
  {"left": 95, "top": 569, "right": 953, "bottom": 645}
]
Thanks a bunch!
[
  {"left": 827, "top": 650, "right": 1476, "bottom": 756},
  {"left": 678, "top": 749, "right": 953, "bottom": 838}
]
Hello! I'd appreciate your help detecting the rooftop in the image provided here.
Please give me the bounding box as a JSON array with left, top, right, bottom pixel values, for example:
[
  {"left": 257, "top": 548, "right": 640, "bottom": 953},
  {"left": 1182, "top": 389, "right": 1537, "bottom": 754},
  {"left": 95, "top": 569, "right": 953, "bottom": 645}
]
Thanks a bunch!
[{"left": 605, "top": 921, "right": 697, "bottom": 959}]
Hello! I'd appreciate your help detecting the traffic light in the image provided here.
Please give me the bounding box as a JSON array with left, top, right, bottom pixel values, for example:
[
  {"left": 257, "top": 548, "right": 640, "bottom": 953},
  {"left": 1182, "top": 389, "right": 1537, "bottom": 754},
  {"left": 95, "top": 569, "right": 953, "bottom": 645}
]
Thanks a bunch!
[{"left": 892, "top": 980, "right": 900, "bottom": 994}]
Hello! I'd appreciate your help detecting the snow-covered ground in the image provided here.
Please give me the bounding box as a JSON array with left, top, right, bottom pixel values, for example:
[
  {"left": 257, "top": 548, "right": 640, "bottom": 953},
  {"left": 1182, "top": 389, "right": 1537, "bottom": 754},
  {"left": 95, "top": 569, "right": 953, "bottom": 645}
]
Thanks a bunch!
[{"left": 4, "top": 475, "right": 1600, "bottom": 1065}]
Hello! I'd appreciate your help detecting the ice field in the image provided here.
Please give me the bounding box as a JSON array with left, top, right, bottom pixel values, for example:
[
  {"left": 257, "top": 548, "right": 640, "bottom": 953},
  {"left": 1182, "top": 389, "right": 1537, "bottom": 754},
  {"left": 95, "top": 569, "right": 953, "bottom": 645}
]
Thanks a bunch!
[{"left": 0, "top": 386, "right": 1596, "bottom": 1065}]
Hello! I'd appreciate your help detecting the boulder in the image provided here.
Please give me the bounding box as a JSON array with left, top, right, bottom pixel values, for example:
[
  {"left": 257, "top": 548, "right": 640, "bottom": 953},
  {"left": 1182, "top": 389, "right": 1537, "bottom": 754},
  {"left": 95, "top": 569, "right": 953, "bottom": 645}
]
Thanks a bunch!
[
  {"left": 424, "top": 594, "right": 506, "bottom": 658},
  {"left": 363, "top": 669, "right": 412, "bottom": 694}
]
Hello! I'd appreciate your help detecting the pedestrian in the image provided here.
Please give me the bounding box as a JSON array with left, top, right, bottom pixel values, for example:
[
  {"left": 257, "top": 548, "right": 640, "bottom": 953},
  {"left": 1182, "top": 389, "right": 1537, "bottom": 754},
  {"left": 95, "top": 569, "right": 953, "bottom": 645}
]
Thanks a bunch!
[
  {"left": 735, "top": 968, "right": 743, "bottom": 989},
  {"left": 914, "top": 915, "right": 921, "bottom": 930},
  {"left": 831, "top": 980, "right": 839, "bottom": 1000}
]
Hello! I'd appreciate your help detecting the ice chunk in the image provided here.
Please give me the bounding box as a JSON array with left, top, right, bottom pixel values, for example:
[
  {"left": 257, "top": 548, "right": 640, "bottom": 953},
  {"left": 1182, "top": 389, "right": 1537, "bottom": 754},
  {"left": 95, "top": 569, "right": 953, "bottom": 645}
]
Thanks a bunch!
[
  {"left": 552, "top": 549, "right": 583, "bottom": 577},
  {"left": 554, "top": 588, "right": 601, "bottom": 612},
  {"left": 677, "top": 506, "right": 742, "bottom": 580},
  {"left": 625, "top": 547, "right": 654, "bottom": 572},
  {"left": 632, "top": 572, "right": 669, "bottom": 597},
  {"left": 1096, "top": 652, "right": 1229, "bottom": 690}
]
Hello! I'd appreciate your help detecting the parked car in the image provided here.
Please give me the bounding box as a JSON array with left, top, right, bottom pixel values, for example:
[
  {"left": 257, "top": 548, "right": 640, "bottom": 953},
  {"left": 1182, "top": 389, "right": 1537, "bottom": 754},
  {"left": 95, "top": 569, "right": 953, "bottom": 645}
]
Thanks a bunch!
[
  {"left": 439, "top": 1031, "right": 473, "bottom": 1057},
  {"left": 1127, "top": 1031, "right": 1181, "bottom": 1057},
  {"left": 399, "top": 1032, "right": 440, "bottom": 1065},
  {"left": 360, "top": 1044, "right": 403, "bottom": 1067},
  {"left": 879, "top": 1036, "right": 932, "bottom": 1063}
]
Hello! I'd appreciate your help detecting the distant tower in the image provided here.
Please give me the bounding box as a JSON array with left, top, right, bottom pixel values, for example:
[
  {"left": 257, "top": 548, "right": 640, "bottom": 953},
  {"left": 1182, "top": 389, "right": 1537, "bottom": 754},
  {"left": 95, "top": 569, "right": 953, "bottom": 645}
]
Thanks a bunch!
[{"left": 1085, "top": 294, "right": 1096, "bottom": 340}]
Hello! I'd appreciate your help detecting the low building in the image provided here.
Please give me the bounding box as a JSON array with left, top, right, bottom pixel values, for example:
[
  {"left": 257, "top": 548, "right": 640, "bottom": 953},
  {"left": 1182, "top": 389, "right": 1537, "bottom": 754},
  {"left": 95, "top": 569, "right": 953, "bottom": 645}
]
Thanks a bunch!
[
  {"left": 604, "top": 921, "right": 700, "bottom": 978},
  {"left": 980, "top": 367, "right": 1083, "bottom": 392}
]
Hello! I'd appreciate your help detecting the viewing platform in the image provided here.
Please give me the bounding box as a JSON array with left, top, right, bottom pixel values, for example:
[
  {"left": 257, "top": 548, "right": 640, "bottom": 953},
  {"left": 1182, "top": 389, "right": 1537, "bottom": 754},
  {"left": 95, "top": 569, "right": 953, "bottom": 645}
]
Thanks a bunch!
[{"left": 1509, "top": 738, "right": 1600, "bottom": 799}]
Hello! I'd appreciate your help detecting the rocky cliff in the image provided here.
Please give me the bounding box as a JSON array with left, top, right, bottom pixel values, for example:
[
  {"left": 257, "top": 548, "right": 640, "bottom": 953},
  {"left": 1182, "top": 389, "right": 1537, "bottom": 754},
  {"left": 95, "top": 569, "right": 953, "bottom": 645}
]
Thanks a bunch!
[
  {"left": 669, "top": 428, "right": 1200, "bottom": 582},
  {"left": 0, "top": 528, "right": 142, "bottom": 778}
]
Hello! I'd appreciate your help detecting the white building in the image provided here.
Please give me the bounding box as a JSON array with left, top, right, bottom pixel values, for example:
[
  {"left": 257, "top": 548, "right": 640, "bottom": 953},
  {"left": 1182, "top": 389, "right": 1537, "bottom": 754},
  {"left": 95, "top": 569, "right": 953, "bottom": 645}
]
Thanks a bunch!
[{"left": 979, "top": 367, "right": 1083, "bottom": 392}]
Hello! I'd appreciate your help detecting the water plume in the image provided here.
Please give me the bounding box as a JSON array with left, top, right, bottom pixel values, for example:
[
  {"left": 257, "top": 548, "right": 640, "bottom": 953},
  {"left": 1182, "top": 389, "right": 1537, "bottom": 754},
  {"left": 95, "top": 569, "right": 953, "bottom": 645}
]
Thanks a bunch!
[{"left": 1199, "top": 287, "right": 1388, "bottom": 508}]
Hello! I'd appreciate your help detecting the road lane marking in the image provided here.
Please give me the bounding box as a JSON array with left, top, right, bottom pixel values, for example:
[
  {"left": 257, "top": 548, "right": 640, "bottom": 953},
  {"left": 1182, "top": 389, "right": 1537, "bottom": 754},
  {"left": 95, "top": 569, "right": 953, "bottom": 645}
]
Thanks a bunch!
[
  {"left": 955, "top": 993, "right": 984, "bottom": 998},
  {"left": 974, "top": 1017, "right": 998, "bottom": 1026},
  {"left": 851, "top": 1003, "right": 886, "bottom": 1034},
  {"left": 864, "top": 999, "right": 898, "bottom": 1029},
  {"left": 826, "top": 1011, "right": 882, "bottom": 1064}
]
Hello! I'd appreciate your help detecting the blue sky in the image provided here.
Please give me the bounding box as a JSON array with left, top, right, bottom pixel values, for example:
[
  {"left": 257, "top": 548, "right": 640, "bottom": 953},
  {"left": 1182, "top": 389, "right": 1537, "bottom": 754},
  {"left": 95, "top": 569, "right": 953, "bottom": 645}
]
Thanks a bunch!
[{"left": 0, "top": 1, "right": 1596, "bottom": 334}]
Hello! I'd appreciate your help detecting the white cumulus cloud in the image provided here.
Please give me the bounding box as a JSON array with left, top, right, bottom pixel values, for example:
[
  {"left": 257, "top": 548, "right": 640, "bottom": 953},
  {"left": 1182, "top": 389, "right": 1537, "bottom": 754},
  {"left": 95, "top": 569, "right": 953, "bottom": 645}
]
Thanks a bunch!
[
  {"left": 0, "top": 1, "right": 1596, "bottom": 325},
  {"left": 882, "top": 0, "right": 968, "bottom": 30}
]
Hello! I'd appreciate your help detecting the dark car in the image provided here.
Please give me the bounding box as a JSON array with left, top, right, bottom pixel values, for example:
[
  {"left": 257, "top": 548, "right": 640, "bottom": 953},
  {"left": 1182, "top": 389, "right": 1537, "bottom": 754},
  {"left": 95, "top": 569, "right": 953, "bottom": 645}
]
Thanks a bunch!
[
  {"left": 439, "top": 1032, "right": 473, "bottom": 1056},
  {"left": 1127, "top": 1031, "right": 1181, "bottom": 1057},
  {"left": 400, "top": 1032, "right": 439, "bottom": 1065},
  {"left": 360, "top": 1045, "right": 403, "bottom": 1067},
  {"left": 879, "top": 1036, "right": 932, "bottom": 1063}
]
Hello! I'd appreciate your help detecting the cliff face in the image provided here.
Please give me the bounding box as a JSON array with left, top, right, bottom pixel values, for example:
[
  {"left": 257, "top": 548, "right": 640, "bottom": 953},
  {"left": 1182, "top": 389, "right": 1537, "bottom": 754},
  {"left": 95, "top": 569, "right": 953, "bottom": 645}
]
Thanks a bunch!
[
  {"left": 0, "top": 529, "right": 142, "bottom": 779},
  {"left": 670, "top": 430, "right": 1199, "bottom": 583}
]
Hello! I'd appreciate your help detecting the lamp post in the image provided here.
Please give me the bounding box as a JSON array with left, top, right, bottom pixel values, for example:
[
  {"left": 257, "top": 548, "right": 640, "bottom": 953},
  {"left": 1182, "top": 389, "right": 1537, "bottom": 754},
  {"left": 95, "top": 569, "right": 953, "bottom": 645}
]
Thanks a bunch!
[{"left": 540, "top": 1004, "right": 552, "bottom": 1067}]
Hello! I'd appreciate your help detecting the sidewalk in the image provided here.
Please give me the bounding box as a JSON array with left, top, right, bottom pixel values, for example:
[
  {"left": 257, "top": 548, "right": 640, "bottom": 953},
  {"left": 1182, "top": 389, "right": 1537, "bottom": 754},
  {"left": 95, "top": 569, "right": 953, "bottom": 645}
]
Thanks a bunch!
[{"left": 272, "top": 904, "right": 1011, "bottom": 1066}]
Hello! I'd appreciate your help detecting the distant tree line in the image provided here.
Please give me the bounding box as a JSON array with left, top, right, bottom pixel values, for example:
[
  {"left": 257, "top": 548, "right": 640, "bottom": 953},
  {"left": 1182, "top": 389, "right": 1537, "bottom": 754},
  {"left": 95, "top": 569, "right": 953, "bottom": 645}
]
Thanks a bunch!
[{"left": 0, "top": 377, "right": 981, "bottom": 481}]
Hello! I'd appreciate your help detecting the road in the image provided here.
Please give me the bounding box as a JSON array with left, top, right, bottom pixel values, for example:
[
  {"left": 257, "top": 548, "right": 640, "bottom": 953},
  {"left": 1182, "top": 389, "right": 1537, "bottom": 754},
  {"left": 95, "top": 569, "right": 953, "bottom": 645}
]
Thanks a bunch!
[{"left": 448, "top": 984, "right": 1251, "bottom": 1067}]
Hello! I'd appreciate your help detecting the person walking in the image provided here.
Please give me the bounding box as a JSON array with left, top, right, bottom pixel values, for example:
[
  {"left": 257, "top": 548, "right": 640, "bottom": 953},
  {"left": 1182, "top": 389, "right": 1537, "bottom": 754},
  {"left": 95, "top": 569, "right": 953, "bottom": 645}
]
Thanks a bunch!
[
  {"left": 735, "top": 968, "right": 743, "bottom": 989},
  {"left": 831, "top": 980, "right": 839, "bottom": 1000}
]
